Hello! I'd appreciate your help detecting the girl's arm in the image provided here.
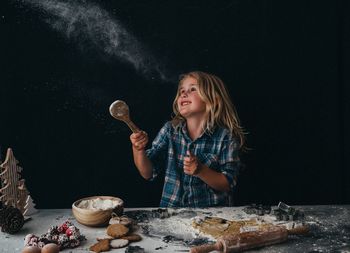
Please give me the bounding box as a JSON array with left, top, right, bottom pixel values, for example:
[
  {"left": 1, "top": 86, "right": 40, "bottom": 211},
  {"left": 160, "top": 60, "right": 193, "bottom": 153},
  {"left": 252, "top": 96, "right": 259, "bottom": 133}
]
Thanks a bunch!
[
  {"left": 131, "top": 122, "right": 171, "bottom": 180},
  {"left": 132, "top": 148, "right": 153, "bottom": 180},
  {"left": 130, "top": 131, "right": 153, "bottom": 180},
  {"left": 183, "top": 150, "right": 232, "bottom": 192},
  {"left": 195, "top": 164, "right": 231, "bottom": 192}
]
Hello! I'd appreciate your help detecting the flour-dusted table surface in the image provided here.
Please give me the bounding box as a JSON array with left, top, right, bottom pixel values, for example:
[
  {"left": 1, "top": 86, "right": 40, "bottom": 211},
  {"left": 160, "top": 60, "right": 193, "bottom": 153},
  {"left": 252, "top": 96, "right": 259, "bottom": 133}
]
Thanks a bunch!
[{"left": 1, "top": 206, "right": 349, "bottom": 253}]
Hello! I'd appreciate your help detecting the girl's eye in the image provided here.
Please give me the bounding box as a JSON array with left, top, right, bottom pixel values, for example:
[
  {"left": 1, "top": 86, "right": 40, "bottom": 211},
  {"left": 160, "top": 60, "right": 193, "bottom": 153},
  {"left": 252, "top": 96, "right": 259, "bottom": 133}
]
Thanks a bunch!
[{"left": 190, "top": 87, "right": 196, "bottom": 92}]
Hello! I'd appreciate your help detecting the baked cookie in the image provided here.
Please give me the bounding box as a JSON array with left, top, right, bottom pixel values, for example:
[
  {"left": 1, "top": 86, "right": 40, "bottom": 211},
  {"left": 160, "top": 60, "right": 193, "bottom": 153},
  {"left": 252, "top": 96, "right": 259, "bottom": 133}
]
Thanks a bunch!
[
  {"left": 96, "top": 235, "right": 114, "bottom": 241},
  {"left": 110, "top": 238, "right": 129, "bottom": 248},
  {"left": 106, "top": 224, "right": 129, "bottom": 238},
  {"left": 121, "top": 234, "right": 142, "bottom": 242},
  {"left": 109, "top": 214, "right": 133, "bottom": 227},
  {"left": 89, "top": 239, "right": 110, "bottom": 253}
]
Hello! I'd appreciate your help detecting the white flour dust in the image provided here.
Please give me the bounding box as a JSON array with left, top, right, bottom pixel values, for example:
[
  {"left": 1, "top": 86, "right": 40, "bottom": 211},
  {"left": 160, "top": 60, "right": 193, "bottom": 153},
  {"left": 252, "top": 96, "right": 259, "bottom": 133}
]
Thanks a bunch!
[{"left": 19, "top": 0, "right": 170, "bottom": 82}]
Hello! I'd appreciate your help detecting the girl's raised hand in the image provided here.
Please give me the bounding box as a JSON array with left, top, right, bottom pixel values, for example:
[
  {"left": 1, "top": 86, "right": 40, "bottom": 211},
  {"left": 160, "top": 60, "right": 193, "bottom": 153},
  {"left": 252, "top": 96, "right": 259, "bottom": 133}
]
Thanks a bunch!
[
  {"left": 183, "top": 150, "right": 201, "bottom": 175},
  {"left": 130, "top": 131, "right": 148, "bottom": 151}
]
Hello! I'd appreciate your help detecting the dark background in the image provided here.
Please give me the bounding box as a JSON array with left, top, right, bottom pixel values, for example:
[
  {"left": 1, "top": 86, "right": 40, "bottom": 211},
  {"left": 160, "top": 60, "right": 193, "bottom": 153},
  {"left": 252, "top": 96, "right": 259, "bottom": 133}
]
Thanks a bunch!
[{"left": 1, "top": 0, "right": 349, "bottom": 208}]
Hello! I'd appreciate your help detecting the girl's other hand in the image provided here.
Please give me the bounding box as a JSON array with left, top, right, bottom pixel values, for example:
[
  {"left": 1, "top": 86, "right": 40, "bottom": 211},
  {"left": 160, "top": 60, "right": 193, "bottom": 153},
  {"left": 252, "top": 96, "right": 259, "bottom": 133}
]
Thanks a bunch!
[
  {"left": 183, "top": 150, "right": 200, "bottom": 175},
  {"left": 130, "top": 131, "right": 148, "bottom": 151}
]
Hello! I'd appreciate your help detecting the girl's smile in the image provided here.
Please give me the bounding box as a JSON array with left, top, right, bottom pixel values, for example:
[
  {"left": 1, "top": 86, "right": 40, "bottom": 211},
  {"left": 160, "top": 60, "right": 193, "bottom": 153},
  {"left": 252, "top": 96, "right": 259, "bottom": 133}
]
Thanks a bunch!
[{"left": 180, "top": 100, "right": 191, "bottom": 106}]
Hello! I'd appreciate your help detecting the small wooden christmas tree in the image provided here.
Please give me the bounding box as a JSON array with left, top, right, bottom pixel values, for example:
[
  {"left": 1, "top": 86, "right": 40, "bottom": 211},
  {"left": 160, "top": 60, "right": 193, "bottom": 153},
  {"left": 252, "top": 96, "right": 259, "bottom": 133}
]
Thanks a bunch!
[
  {"left": 0, "top": 148, "right": 37, "bottom": 216},
  {"left": 24, "top": 195, "right": 38, "bottom": 216},
  {"left": 17, "top": 179, "right": 29, "bottom": 214}
]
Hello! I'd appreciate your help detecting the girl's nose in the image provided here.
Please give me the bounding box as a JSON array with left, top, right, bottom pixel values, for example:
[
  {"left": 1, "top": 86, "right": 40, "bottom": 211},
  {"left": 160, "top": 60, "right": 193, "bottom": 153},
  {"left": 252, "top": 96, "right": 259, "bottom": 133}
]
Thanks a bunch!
[{"left": 181, "top": 90, "right": 189, "bottom": 97}]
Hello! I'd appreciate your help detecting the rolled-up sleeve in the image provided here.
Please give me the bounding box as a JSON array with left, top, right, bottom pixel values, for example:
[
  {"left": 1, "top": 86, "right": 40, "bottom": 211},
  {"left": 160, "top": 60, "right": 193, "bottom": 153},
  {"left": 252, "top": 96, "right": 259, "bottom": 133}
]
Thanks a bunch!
[
  {"left": 145, "top": 122, "right": 170, "bottom": 180},
  {"left": 218, "top": 138, "right": 241, "bottom": 190},
  {"left": 196, "top": 137, "right": 241, "bottom": 191}
]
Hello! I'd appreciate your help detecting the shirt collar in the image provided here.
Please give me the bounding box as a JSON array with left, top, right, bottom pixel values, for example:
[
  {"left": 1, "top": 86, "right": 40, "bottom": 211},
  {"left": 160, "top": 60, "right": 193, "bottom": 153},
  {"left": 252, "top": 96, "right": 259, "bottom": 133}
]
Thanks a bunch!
[{"left": 179, "top": 121, "right": 215, "bottom": 141}]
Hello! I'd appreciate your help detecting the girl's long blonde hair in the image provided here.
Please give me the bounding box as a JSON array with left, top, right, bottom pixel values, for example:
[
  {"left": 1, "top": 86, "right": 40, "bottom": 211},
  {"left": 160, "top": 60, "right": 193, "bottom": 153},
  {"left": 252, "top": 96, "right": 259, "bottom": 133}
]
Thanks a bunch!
[{"left": 172, "top": 71, "right": 246, "bottom": 149}]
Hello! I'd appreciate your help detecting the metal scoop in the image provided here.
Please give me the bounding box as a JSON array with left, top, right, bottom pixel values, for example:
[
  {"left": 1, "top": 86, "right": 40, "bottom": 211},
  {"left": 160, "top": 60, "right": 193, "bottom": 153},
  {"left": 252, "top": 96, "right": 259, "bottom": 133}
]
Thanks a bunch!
[{"left": 109, "top": 100, "right": 140, "bottom": 133}]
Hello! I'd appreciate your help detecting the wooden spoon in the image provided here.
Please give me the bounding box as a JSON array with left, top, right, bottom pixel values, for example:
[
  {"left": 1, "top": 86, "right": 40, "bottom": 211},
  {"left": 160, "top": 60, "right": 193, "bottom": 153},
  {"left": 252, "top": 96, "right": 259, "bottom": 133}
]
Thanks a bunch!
[{"left": 109, "top": 100, "right": 140, "bottom": 133}]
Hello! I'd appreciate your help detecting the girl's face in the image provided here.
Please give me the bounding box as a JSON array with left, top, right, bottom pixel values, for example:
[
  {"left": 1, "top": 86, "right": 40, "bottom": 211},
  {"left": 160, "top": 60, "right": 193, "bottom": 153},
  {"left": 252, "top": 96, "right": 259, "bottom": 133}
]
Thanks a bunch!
[{"left": 177, "top": 77, "right": 206, "bottom": 119}]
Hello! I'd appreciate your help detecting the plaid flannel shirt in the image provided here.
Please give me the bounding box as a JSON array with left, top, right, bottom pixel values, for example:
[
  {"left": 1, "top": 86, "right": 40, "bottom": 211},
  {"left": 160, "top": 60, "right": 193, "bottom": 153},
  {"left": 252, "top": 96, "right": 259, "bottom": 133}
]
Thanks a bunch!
[{"left": 145, "top": 121, "right": 241, "bottom": 208}]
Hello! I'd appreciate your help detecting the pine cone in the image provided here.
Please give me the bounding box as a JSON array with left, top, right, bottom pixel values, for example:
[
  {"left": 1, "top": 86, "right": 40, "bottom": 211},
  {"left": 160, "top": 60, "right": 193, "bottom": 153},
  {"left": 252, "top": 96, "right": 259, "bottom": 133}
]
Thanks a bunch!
[{"left": 0, "top": 205, "right": 24, "bottom": 234}]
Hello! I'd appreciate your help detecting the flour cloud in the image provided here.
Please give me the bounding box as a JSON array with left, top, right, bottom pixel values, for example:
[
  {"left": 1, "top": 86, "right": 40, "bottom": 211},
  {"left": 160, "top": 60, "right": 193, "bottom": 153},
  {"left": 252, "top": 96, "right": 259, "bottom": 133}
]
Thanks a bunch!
[{"left": 22, "top": 0, "right": 171, "bottom": 82}]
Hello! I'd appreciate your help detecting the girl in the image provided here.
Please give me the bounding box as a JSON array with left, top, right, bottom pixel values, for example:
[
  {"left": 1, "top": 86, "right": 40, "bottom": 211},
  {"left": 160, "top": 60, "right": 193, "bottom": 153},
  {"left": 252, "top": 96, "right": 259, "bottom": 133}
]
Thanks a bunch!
[{"left": 130, "top": 71, "right": 245, "bottom": 207}]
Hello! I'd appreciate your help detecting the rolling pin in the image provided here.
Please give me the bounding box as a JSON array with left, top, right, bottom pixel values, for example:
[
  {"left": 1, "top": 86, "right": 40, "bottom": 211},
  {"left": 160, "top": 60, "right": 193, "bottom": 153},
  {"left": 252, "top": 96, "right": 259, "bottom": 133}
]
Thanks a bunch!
[{"left": 190, "top": 226, "right": 288, "bottom": 253}]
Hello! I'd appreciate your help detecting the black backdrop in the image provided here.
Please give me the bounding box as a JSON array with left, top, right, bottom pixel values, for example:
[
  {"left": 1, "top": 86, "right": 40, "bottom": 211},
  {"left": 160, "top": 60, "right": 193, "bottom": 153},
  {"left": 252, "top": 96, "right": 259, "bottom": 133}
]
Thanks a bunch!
[{"left": 1, "top": 0, "right": 349, "bottom": 208}]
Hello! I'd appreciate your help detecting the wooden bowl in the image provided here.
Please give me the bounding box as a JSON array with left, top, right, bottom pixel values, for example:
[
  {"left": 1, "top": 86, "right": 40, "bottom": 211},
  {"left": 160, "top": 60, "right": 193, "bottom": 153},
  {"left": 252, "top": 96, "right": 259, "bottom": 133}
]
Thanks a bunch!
[{"left": 72, "top": 196, "right": 124, "bottom": 227}]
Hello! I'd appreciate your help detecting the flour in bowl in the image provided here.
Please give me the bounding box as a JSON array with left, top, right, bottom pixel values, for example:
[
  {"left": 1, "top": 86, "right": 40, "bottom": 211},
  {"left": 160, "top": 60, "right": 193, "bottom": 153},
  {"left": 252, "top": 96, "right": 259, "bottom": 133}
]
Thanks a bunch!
[{"left": 77, "top": 198, "right": 122, "bottom": 210}]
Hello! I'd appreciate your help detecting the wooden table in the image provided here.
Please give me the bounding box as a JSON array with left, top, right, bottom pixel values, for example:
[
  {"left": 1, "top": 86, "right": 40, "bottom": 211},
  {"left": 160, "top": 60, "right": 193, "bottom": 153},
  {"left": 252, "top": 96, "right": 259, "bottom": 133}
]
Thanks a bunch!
[{"left": 1, "top": 205, "right": 349, "bottom": 252}]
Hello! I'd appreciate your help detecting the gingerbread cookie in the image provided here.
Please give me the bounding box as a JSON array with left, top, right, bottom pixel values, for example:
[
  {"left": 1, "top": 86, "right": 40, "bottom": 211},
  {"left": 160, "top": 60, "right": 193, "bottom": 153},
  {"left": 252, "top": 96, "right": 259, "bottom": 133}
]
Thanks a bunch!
[
  {"left": 106, "top": 224, "right": 129, "bottom": 238},
  {"left": 96, "top": 235, "right": 114, "bottom": 241},
  {"left": 121, "top": 234, "right": 142, "bottom": 242},
  {"left": 110, "top": 238, "right": 129, "bottom": 248},
  {"left": 89, "top": 239, "right": 110, "bottom": 253},
  {"left": 109, "top": 214, "right": 133, "bottom": 227}
]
